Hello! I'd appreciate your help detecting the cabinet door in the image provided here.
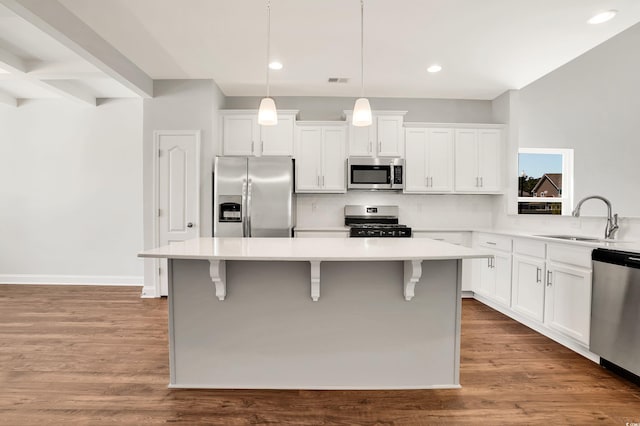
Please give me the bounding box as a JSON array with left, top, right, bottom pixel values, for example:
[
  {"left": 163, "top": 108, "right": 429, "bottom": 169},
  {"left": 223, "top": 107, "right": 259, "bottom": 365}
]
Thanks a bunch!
[
  {"left": 454, "top": 129, "right": 479, "bottom": 191},
  {"left": 377, "top": 116, "right": 403, "bottom": 157},
  {"left": 427, "top": 128, "right": 454, "bottom": 192},
  {"left": 295, "top": 127, "right": 322, "bottom": 192},
  {"left": 261, "top": 115, "right": 295, "bottom": 156},
  {"left": 348, "top": 122, "right": 375, "bottom": 157},
  {"left": 493, "top": 252, "right": 512, "bottom": 307},
  {"left": 545, "top": 263, "right": 592, "bottom": 345},
  {"left": 320, "top": 127, "right": 347, "bottom": 192},
  {"left": 222, "top": 115, "right": 257, "bottom": 156},
  {"left": 403, "top": 128, "right": 428, "bottom": 192},
  {"left": 512, "top": 255, "right": 545, "bottom": 322},
  {"left": 478, "top": 256, "right": 496, "bottom": 297},
  {"left": 477, "top": 129, "right": 501, "bottom": 191}
]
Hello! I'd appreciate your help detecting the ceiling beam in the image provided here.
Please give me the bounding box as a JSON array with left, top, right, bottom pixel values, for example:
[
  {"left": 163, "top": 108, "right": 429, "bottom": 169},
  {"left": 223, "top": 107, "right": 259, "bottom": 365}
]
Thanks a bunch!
[
  {"left": 0, "top": 0, "right": 153, "bottom": 98},
  {"left": 38, "top": 80, "right": 95, "bottom": 106},
  {"left": 0, "top": 47, "right": 26, "bottom": 73},
  {"left": 0, "top": 47, "right": 95, "bottom": 105},
  {"left": 0, "top": 90, "right": 17, "bottom": 107}
]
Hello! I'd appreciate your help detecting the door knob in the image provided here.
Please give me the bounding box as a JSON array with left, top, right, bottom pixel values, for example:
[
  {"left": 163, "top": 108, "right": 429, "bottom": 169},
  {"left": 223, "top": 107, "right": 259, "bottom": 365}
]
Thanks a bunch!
[{"left": 187, "top": 222, "right": 194, "bottom": 228}]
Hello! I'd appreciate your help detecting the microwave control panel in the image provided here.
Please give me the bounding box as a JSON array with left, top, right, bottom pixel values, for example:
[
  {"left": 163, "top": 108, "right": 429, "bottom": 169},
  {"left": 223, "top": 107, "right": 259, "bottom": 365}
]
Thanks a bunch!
[{"left": 393, "top": 166, "right": 403, "bottom": 184}]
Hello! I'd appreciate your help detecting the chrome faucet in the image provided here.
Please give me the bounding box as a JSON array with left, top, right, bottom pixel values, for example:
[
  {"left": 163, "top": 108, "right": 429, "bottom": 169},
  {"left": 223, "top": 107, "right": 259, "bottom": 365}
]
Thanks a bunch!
[{"left": 572, "top": 195, "right": 619, "bottom": 239}]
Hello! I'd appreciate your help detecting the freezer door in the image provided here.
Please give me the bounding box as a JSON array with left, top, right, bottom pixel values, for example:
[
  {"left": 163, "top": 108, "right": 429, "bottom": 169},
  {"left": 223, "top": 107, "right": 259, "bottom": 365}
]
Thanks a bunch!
[
  {"left": 247, "top": 157, "right": 293, "bottom": 237},
  {"left": 213, "top": 157, "right": 247, "bottom": 237}
]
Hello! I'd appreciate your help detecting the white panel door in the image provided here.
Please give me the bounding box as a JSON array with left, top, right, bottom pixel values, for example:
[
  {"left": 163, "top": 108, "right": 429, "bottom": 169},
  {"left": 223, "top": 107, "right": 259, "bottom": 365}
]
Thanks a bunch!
[
  {"left": 321, "top": 127, "right": 346, "bottom": 192},
  {"left": 404, "top": 128, "right": 428, "bottom": 192},
  {"left": 478, "top": 129, "right": 502, "bottom": 191},
  {"left": 348, "top": 121, "right": 375, "bottom": 157},
  {"left": 454, "top": 129, "right": 479, "bottom": 191},
  {"left": 427, "top": 128, "right": 454, "bottom": 192},
  {"left": 511, "top": 255, "right": 545, "bottom": 322},
  {"left": 222, "top": 115, "right": 257, "bottom": 156},
  {"left": 261, "top": 114, "right": 295, "bottom": 156},
  {"left": 295, "top": 127, "right": 322, "bottom": 192},
  {"left": 156, "top": 131, "right": 200, "bottom": 295},
  {"left": 377, "top": 116, "right": 403, "bottom": 157},
  {"left": 478, "top": 256, "right": 496, "bottom": 297},
  {"left": 545, "top": 263, "right": 592, "bottom": 345}
]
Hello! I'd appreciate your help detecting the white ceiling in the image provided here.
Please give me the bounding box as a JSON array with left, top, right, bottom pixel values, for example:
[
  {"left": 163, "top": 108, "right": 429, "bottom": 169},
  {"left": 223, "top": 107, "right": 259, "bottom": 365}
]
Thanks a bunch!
[{"left": 1, "top": 0, "right": 640, "bottom": 103}]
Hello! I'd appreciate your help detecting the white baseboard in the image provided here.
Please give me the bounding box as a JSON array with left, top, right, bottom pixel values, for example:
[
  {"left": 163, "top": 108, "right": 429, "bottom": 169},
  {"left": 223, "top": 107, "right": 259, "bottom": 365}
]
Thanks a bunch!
[{"left": 0, "top": 274, "right": 143, "bottom": 286}]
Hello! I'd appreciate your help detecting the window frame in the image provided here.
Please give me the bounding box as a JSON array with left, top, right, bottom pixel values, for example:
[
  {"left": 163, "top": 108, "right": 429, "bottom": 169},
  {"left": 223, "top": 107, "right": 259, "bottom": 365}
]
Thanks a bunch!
[{"left": 517, "top": 148, "right": 574, "bottom": 216}]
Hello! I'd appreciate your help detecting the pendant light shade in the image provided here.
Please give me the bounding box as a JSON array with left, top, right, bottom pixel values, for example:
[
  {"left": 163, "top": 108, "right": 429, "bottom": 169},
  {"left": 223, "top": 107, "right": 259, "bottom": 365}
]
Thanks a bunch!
[
  {"left": 352, "top": 0, "right": 372, "bottom": 127},
  {"left": 258, "top": 97, "right": 277, "bottom": 125},
  {"left": 259, "top": 0, "right": 277, "bottom": 126},
  {"left": 353, "top": 98, "right": 372, "bottom": 127}
]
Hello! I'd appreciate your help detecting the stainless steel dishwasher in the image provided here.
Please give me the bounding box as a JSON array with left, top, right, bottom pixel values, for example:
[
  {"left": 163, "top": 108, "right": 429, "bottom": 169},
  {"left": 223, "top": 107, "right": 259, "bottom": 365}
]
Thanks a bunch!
[{"left": 591, "top": 249, "right": 640, "bottom": 383}]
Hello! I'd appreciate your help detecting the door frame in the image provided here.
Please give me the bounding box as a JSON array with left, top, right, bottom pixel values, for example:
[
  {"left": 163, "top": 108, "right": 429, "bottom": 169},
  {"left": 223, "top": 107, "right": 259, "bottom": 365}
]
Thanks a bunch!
[{"left": 150, "top": 130, "right": 201, "bottom": 297}]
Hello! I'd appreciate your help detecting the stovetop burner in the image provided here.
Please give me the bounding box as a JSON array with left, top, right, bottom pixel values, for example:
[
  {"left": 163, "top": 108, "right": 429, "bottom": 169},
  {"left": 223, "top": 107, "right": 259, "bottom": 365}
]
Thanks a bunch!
[{"left": 345, "top": 205, "right": 412, "bottom": 238}]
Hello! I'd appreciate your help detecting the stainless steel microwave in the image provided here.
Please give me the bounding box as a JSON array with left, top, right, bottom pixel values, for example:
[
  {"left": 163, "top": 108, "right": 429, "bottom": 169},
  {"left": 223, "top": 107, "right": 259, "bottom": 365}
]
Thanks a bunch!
[{"left": 347, "top": 157, "right": 404, "bottom": 190}]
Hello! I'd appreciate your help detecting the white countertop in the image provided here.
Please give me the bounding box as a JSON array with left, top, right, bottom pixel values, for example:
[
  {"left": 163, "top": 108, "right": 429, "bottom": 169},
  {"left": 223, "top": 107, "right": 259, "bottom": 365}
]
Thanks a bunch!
[{"left": 138, "top": 237, "right": 491, "bottom": 261}]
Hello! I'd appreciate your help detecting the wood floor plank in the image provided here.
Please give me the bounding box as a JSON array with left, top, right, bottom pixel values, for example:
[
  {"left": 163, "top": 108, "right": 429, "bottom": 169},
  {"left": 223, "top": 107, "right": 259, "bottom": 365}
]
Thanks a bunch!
[{"left": 1, "top": 284, "right": 639, "bottom": 425}]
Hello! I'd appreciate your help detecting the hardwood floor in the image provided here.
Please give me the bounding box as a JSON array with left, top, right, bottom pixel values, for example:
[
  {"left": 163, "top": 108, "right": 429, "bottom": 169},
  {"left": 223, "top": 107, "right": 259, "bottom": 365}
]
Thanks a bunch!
[{"left": 1, "top": 285, "right": 639, "bottom": 425}]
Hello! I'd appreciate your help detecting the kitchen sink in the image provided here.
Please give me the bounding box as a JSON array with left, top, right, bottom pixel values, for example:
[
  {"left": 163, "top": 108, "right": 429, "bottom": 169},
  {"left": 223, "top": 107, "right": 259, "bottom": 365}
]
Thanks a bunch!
[{"left": 536, "top": 234, "right": 604, "bottom": 242}]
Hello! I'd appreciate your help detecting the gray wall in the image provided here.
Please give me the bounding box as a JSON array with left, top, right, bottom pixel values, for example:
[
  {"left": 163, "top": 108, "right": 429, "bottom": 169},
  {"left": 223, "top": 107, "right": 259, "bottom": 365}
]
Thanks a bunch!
[
  {"left": 516, "top": 22, "right": 640, "bottom": 217},
  {"left": 142, "top": 79, "right": 225, "bottom": 294},
  {"left": 225, "top": 96, "right": 494, "bottom": 123}
]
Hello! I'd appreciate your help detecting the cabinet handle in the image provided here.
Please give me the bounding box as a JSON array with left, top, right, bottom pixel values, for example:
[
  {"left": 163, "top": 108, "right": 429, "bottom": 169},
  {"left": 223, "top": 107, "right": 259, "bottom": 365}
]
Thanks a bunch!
[
  {"left": 491, "top": 257, "right": 495, "bottom": 268},
  {"left": 480, "top": 176, "right": 484, "bottom": 187},
  {"left": 485, "top": 241, "right": 496, "bottom": 245},
  {"left": 425, "top": 177, "right": 428, "bottom": 187},
  {"left": 547, "top": 271, "right": 553, "bottom": 286},
  {"left": 378, "top": 141, "right": 382, "bottom": 153},
  {"left": 475, "top": 177, "right": 479, "bottom": 187},
  {"left": 317, "top": 175, "right": 320, "bottom": 186},
  {"left": 487, "top": 258, "right": 491, "bottom": 268},
  {"left": 251, "top": 141, "right": 254, "bottom": 153},
  {"left": 322, "top": 175, "right": 325, "bottom": 187},
  {"left": 536, "top": 267, "right": 541, "bottom": 283},
  {"left": 261, "top": 141, "right": 264, "bottom": 154}
]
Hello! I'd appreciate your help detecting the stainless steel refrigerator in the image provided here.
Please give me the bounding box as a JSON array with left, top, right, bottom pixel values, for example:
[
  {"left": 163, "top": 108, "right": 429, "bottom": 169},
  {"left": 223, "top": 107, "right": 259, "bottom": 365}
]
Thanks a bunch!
[{"left": 213, "top": 156, "right": 294, "bottom": 237}]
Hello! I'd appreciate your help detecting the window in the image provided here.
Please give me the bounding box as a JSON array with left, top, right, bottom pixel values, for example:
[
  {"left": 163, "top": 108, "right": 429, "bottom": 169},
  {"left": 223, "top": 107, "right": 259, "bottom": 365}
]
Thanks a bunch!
[{"left": 518, "top": 148, "right": 573, "bottom": 215}]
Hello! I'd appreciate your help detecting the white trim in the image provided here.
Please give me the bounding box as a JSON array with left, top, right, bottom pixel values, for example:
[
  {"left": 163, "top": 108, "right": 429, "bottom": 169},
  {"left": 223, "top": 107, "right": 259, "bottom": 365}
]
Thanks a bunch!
[
  {"left": 151, "top": 130, "right": 201, "bottom": 298},
  {"left": 404, "top": 122, "right": 505, "bottom": 129},
  {"left": 0, "top": 274, "right": 143, "bottom": 286},
  {"left": 167, "top": 383, "right": 461, "bottom": 390}
]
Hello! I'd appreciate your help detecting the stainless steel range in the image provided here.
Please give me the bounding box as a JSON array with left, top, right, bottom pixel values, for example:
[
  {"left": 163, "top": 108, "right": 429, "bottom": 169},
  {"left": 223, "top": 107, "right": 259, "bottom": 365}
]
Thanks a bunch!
[{"left": 345, "top": 205, "right": 412, "bottom": 238}]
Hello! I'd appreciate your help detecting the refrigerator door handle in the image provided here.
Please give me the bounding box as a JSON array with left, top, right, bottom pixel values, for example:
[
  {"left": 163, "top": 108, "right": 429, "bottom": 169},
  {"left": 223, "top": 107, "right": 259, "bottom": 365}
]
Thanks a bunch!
[
  {"left": 246, "top": 178, "right": 253, "bottom": 237},
  {"left": 241, "top": 178, "right": 248, "bottom": 237}
]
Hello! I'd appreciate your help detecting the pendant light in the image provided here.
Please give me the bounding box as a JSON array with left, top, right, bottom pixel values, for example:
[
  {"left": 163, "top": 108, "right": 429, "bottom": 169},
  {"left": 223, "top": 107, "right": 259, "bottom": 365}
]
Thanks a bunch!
[
  {"left": 258, "top": 0, "right": 277, "bottom": 126},
  {"left": 352, "top": 0, "right": 372, "bottom": 127}
]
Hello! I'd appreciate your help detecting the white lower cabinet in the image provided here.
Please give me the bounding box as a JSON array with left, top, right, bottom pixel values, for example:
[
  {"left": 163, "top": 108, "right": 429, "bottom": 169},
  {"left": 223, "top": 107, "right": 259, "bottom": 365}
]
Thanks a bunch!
[
  {"left": 472, "top": 233, "right": 596, "bottom": 358},
  {"left": 473, "top": 233, "right": 512, "bottom": 306},
  {"left": 544, "top": 260, "right": 593, "bottom": 346},
  {"left": 511, "top": 254, "right": 546, "bottom": 322},
  {"left": 413, "top": 231, "right": 473, "bottom": 292},
  {"left": 294, "top": 230, "right": 349, "bottom": 238}
]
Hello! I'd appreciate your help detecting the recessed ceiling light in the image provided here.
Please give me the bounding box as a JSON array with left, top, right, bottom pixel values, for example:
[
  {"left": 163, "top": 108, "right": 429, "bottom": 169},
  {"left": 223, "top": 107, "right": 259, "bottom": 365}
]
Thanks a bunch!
[
  {"left": 268, "top": 61, "right": 283, "bottom": 70},
  {"left": 588, "top": 10, "right": 617, "bottom": 24},
  {"left": 427, "top": 64, "right": 442, "bottom": 73}
]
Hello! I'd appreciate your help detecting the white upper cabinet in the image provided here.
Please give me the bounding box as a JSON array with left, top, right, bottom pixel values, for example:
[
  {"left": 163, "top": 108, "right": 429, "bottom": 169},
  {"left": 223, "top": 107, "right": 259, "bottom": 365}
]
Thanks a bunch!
[
  {"left": 404, "top": 127, "right": 453, "bottom": 193},
  {"left": 345, "top": 111, "right": 407, "bottom": 158},
  {"left": 454, "top": 127, "right": 502, "bottom": 193},
  {"left": 294, "top": 122, "right": 346, "bottom": 193},
  {"left": 220, "top": 110, "right": 298, "bottom": 157},
  {"left": 222, "top": 114, "right": 258, "bottom": 156}
]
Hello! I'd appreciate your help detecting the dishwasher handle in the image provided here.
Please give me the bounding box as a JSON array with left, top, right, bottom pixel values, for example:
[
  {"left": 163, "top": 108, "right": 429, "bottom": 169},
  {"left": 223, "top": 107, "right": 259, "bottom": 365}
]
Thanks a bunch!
[{"left": 592, "top": 248, "right": 640, "bottom": 269}]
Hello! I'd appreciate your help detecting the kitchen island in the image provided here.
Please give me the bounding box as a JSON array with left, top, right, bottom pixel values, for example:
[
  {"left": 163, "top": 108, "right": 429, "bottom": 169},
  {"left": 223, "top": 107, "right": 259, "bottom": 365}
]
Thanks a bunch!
[{"left": 139, "top": 237, "right": 490, "bottom": 389}]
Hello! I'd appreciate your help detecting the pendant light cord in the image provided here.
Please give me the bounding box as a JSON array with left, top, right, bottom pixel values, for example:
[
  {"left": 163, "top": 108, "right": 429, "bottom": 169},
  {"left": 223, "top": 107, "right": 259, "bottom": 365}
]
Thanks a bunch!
[
  {"left": 360, "top": 0, "right": 364, "bottom": 98},
  {"left": 266, "top": 0, "right": 271, "bottom": 98}
]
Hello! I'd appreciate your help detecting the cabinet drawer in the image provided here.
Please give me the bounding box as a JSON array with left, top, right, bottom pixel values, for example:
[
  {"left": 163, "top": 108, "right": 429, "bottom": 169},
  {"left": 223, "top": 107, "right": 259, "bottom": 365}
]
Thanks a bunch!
[
  {"left": 476, "top": 233, "right": 511, "bottom": 252},
  {"left": 547, "top": 244, "right": 593, "bottom": 269},
  {"left": 513, "top": 238, "right": 546, "bottom": 259},
  {"left": 414, "top": 231, "right": 468, "bottom": 246}
]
